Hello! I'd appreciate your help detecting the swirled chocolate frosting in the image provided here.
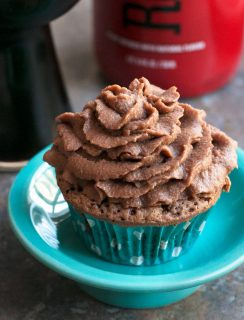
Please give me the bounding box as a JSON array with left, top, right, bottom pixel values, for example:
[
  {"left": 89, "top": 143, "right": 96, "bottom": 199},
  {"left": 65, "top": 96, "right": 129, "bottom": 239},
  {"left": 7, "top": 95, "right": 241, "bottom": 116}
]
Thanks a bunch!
[{"left": 44, "top": 78, "right": 237, "bottom": 225}]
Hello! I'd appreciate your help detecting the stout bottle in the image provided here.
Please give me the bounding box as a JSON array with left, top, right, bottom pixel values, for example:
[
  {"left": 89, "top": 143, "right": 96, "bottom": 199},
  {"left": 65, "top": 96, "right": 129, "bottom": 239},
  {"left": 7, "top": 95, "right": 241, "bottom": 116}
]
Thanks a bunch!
[{"left": 0, "top": 0, "right": 79, "bottom": 168}]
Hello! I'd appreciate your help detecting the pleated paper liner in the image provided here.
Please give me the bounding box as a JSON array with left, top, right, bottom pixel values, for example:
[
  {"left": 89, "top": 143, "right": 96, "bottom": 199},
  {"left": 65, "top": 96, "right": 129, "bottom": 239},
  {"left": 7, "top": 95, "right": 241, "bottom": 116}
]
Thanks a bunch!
[{"left": 69, "top": 205, "right": 209, "bottom": 266}]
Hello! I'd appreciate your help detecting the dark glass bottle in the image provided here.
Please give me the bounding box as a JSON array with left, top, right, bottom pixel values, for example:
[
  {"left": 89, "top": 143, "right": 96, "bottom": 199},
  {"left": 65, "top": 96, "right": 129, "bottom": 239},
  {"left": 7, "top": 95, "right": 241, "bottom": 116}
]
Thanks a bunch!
[{"left": 0, "top": 0, "right": 79, "bottom": 168}]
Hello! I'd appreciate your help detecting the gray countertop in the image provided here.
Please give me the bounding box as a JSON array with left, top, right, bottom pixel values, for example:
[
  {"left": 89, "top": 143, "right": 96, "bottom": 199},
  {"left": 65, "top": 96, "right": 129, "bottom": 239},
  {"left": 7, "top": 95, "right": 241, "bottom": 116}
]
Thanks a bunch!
[{"left": 0, "top": 1, "right": 244, "bottom": 319}]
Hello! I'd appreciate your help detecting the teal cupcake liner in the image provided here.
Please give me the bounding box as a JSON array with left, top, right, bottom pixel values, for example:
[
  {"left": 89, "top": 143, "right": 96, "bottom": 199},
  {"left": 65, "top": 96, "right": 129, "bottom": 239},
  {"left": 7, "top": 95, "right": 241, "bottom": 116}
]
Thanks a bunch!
[{"left": 69, "top": 205, "right": 209, "bottom": 266}]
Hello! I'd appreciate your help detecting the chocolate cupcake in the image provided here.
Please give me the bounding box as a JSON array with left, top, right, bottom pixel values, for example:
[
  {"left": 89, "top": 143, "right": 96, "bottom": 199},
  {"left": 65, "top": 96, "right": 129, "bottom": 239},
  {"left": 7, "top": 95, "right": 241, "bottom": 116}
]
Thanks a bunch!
[{"left": 44, "top": 78, "right": 237, "bottom": 266}]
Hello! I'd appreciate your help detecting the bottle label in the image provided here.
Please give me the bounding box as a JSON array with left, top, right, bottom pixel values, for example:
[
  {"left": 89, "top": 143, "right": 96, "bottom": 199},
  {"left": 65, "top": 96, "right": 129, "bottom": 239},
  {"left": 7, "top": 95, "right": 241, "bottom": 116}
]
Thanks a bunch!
[
  {"left": 94, "top": 0, "right": 244, "bottom": 96},
  {"left": 107, "top": 30, "right": 206, "bottom": 70}
]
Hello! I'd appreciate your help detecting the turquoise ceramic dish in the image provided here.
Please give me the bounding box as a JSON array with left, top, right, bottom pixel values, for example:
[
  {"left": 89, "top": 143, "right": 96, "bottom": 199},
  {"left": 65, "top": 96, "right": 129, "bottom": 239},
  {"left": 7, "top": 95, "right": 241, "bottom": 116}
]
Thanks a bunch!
[
  {"left": 8, "top": 147, "right": 244, "bottom": 309},
  {"left": 69, "top": 205, "right": 210, "bottom": 266}
]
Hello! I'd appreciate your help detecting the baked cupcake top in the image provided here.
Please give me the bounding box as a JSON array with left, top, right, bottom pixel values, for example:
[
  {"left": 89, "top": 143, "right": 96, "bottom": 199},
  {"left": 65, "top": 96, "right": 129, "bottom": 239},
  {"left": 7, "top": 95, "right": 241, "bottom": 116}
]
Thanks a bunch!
[{"left": 44, "top": 78, "right": 237, "bottom": 226}]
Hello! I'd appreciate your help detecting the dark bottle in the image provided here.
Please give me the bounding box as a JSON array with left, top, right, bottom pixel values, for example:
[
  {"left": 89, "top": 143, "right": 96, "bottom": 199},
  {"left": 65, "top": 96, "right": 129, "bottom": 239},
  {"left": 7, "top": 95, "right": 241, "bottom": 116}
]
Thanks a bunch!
[{"left": 0, "top": 0, "right": 79, "bottom": 169}]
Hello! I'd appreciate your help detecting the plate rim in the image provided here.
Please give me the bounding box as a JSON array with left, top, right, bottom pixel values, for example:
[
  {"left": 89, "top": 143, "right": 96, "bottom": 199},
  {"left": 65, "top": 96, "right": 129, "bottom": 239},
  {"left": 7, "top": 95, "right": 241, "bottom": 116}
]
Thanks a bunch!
[{"left": 8, "top": 146, "right": 244, "bottom": 292}]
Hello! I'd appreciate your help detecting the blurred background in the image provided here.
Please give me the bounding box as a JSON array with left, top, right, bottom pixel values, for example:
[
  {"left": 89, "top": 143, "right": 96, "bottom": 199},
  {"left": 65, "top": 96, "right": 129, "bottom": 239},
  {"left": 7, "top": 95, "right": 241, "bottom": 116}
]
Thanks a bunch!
[{"left": 52, "top": 0, "right": 97, "bottom": 110}]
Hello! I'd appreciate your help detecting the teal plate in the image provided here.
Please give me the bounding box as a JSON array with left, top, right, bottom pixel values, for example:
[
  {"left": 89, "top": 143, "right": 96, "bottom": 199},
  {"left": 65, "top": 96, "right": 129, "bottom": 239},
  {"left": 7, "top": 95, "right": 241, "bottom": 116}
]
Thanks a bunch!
[{"left": 8, "top": 147, "right": 244, "bottom": 309}]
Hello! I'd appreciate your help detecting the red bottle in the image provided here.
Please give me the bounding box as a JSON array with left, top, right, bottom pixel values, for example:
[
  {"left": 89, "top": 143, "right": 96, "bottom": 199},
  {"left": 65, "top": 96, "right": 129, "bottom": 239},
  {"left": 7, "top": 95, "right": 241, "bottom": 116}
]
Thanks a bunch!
[{"left": 93, "top": 0, "right": 244, "bottom": 97}]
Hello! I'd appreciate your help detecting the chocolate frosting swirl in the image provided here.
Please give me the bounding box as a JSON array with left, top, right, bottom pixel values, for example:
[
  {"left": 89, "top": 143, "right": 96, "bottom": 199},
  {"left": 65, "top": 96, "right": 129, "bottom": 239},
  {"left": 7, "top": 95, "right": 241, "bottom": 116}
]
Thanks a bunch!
[{"left": 44, "top": 78, "right": 237, "bottom": 225}]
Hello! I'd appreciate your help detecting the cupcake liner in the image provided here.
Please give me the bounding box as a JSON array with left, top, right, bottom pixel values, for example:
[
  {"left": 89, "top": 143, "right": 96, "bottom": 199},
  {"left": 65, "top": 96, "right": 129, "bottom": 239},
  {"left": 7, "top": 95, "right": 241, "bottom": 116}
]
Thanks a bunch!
[{"left": 69, "top": 205, "right": 210, "bottom": 266}]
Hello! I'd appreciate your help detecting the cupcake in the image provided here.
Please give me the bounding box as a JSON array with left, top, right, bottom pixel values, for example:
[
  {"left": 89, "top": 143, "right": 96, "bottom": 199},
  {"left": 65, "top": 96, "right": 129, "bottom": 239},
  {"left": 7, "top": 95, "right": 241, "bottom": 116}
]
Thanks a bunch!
[{"left": 44, "top": 77, "right": 237, "bottom": 266}]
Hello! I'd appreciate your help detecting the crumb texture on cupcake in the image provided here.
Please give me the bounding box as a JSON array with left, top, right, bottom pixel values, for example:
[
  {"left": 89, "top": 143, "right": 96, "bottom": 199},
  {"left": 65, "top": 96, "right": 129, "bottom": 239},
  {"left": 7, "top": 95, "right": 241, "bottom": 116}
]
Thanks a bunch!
[{"left": 44, "top": 78, "right": 237, "bottom": 225}]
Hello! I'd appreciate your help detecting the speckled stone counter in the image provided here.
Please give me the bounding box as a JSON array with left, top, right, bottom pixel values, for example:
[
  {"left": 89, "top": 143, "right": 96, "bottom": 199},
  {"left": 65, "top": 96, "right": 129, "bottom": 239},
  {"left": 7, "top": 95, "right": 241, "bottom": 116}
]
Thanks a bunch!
[{"left": 0, "top": 1, "right": 244, "bottom": 319}]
